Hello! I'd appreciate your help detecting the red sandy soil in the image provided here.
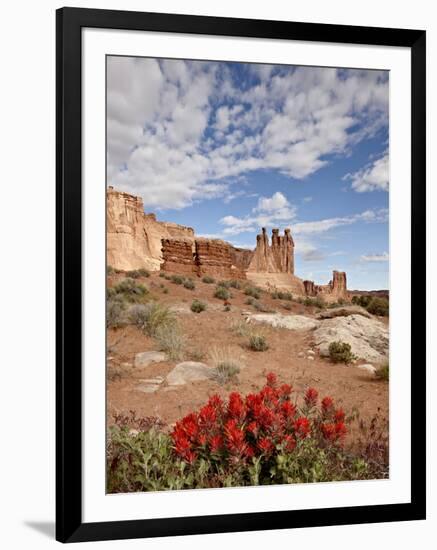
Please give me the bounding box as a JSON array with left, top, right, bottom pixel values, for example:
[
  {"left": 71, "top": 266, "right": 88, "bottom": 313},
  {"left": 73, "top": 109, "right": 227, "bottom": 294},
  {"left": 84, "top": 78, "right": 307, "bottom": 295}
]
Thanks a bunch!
[{"left": 107, "top": 272, "right": 388, "bottom": 440}]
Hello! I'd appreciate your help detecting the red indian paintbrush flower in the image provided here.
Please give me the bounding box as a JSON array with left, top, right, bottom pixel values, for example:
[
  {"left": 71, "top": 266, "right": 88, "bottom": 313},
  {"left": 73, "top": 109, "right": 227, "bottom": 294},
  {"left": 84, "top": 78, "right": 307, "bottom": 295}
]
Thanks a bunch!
[
  {"left": 304, "top": 387, "right": 318, "bottom": 407},
  {"left": 321, "top": 396, "right": 334, "bottom": 414}
]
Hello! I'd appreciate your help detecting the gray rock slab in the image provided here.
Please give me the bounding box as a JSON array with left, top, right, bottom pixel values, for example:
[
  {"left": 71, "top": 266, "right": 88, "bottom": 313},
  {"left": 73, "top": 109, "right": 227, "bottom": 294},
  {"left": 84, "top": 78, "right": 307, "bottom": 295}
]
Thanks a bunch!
[
  {"left": 134, "top": 351, "right": 167, "bottom": 368},
  {"left": 247, "top": 313, "right": 319, "bottom": 331},
  {"left": 166, "top": 361, "right": 213, "bottom": 386},
  {"left": 313, "top": 314, "right": 389, "bottom": 363}
]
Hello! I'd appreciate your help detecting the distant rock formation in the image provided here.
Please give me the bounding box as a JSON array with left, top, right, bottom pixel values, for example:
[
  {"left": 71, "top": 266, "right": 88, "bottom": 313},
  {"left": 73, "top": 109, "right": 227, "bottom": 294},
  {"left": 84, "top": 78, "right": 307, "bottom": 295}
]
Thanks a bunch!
[
  {"left": 107, "top": 187, "right": 194, "bottom": 271},
  {"left": 248, "top": 227, "right": 294, "bottom": 274},
  {"left": 106, "top": 188, "right": 348, "bottom": 300}
]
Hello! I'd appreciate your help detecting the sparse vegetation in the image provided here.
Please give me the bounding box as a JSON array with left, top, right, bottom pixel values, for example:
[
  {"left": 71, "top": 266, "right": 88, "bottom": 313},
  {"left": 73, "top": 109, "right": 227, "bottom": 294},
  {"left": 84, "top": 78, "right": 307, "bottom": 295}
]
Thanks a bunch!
[
  {"left": 127, "top": 304, "right": 149, "bottom": 330},
  {"left": 214, "top": 286, "right": 230, "bottom": 300},
  {"left": 126, "top": 268, "right": 150, "bottom": 278},
  {"left": 107, "top": 298, "right": 126, "bottom": 328},
  {"left": 375, "top": 363, "right": 389, "bottom": 381},
  {"left": 135, "top": 302, "right": 176, "bottom": 336},
  {"left": 271, "top": 290, "right": 293, "bottom": 301},
  {"left": 366, "top": 297, "right": 389, "bottom": 316},
  {"left": 107, "top": 265, "right": 115, "bottom": 275},
  {"left": 230, "top": 320, "right": 252, "bottom": 337},
  {"left": 159, "top": 272, "right": 166, "bottom": 278},
  {"left": 170, "top": 274, "right": 185, "bottom": 285},
  {"left": 191, "top": 299, "right": 207, "bottom": 313},
  {"left": 328, "top": 341, "right": 355, "bottom": 364},
  {"left": 228, "top": 280, "right": 242, "bottom": 289},
  {"left": 282, "top": 302, "right": 293, "bottom": 311},
  {"left": 244, "top": 286, "right": 261, "bottom": 300},
  {"left": 209, "top": 346, "right": 242, "bottom": 385},
  {"left": 217, "top": 280, "right": 231, "bottom": 288},
  {"left": 109, "top": 278, "right": 149, "bottom": 303},
  {"left": 202, "top": 275, "right": 215, "bottom": 284},
  {"left": 303, "top": 296, "right": 325, "bottom": 309},
  {"left": 251, "top": 300, "right": 276, "bottom": 313},
  {"left": 224, "top": 305, "right": 231, "bottom": 312},
  {"left": 183, "top": 278, "right": 196, "bottom": 290},
  {"left": 248, "top": 334, "right": 269, "bottom": 352},
  {"left": 154, "top": 323, "right": 185, "bottom": 361}
]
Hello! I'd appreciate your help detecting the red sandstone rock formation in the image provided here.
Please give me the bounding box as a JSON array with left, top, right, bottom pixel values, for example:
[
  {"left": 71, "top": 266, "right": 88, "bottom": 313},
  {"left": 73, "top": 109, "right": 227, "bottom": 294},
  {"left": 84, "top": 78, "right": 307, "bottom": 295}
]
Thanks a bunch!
[
  {"left": 303, "top": 280, "right": 317, "bottom": 296},
  {"left": 161, "top": 238, "right": 196, "bottom": 275},
  {"left": 107, "top": 188, "right": 194, "bottom": 271},
  {"left": 248, "top": 228, "right": 294, "bottom": 274}
]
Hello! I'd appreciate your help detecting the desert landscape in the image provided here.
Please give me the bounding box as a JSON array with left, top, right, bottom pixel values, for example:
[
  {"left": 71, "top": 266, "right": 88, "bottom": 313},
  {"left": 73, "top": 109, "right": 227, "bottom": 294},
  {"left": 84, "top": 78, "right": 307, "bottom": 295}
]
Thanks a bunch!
[{"left": 106, "top": 188, "right": 389, "bottom": 492}]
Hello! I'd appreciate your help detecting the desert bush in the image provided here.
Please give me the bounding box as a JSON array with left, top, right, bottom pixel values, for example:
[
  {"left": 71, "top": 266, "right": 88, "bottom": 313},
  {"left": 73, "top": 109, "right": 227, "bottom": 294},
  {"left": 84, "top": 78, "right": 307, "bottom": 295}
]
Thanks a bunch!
[
  {"left": 209, "top": 346, "right": 242, "bottom": 385},
  {"left": 328, "top": 341, "right": 355, "bottom": 364},
  {"left": 107, "top": 298, "right": 126, "bottom": 328},
  {"left": 191, "top": 299, "right": 207, "bottom": 313},
  {"left": 107, "top": 374, "right": 383, "bottom": 492},
  {"left": 111, "top": 278, "right": 149, "bottom": 303},
  {"left": 230, "top": 320, "right": 252, "bottom": 337},
  {"left": 244, "top": 286, "right": 261, "bottom": 299},
  {"left": 375, "top": 363, "right": 389, "bottom": 381},
  {"left": 229, "top": 280, "right": 242, "bottom": 290},
  {"left": 248, "top": 334, "right": 269, "bottom": 352},
  {"left": 271, "top": 290, "right": 293, "bottom": 301},
  {"left": 282, "top": 302, "right": 293, "bottom": 311},
  {"left": 303, "top": 296, "right": 325, "bottom": 309},
  {"left": 159, "top": 272, "right": 166, "bottom": 278},
  {"left": 366, "top": 297, "right": 389, "bottom": 316},
  {"left": 245, "top": 297, "right": 255, "bottom": 306},
  {"left": 126, "top": 268, "right": 150, "bottom": 279},
  {"left": 127, "top": 304, "right": 149, "bottom": 330},
  {"left": 249, "top": 300, "right": 275, "bottom": 313},
  {"left": 351, "top": 295, "right": 372, "bottom": 308},
  {"left": 154, "top": 323, "right": 185, "bottom": 361},
  {"left": 133, "top": 302, "right": 176, "bottom": 336},
  {"left": 217, "top": 280, "right": 232, "bottom": 288},
  {"left": 162, "top": 287, "right": 169, "bottom": 294},
  {"left": 189, "top": 349, "right": 205, "bottom": 361},
  {"left": 214, "top": 286, "right": 230, "bottom": 300},
  {"left": 170, "top": 274, "right": 185, "bottom": 285},
  {"left": 202, "top": 275, "right": 215, "bottom": 284},
  {"left": 224, "top": 305, "right": 231, "bottom": 312},
  {"left": 107, "top": 265, "right": 115, "bottom": 275},
  {"left": 183, "top": 278, "right": 196, "bottom": 290}
]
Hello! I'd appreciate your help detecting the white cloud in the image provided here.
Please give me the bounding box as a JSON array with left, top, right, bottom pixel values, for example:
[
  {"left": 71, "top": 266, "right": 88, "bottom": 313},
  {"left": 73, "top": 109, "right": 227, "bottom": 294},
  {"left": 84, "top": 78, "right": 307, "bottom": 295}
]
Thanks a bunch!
[
  {"left": 292, "top": 208, "right": 388, "bottom": 235},
  {"left": 107, "top": 58, "right": 389, "bottom": 209},
  {"left": 360, "top": 252, "right": 389, "bottom": 262},
  {"left": 344, "top": 152, "right": 389, "bottom": 192}
]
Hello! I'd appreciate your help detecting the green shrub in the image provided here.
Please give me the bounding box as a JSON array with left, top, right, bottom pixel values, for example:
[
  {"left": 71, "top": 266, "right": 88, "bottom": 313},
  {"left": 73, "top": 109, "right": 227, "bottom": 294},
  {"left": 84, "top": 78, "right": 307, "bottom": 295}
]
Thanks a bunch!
[
  {"left": 224, "top": 305, "right": 231, "bottom": 312},
  {"left": 111, "top": 278, "right": 149, "bottom": 303},
  {"left": 217, "top": 280, "right": 231, "bottom": 288},
  {"left": 183, "top": 278, "right": 196, "bottom": 290},
  {"left": 328, "top": 341, "right": 355, "bottom": 364},
  {"left": 214, "top": 286, "right": 230, "bottom": 300},
  {"left": 107, "top": 298, "right": 125, "bottom": 328},
  {"left": 252, "top": 300, "right": 275, "bottom": 313},
  {"left": 271, "top": 290, "right": 293, "bottom": 301},
  {"left": 162, "top": 287, "right": 169, "bottom": 294},
  {"left": 159, "top": 272, "right": 166, "bottom": 278},
  {"left": 230, "top": 320, "right": 252, "bottom": 337},
  {"left": 282, "top": 302, "right": 293, "bottom": 311},
  {"left": 352, "top": 295, "right": 372, "bottom": 308},
  {"left": 107, "top": 265, "right": 115, "bottom": 275},
  {"left": 126, "top": 268, "right": 150, "bottom": 279},
  {"left": 127, "top": 304, "right": 149, "bottom": 329},
  {"left": 170, "top": 274, "right": 185, "bottom": 285},
  {"left": 202, "top": 275, "right": 215, "bottom": 284},
  {"left": 249, "top": 334, "right": 269, "bottom": 352},
  {"left": 228, "top": 280, "right": 242, "bottom": 290},
  {"left": 244, "top": 286, "right": 261, "bottom": 300},
  {"left": 366, "top": 297, "right": 389, "bottom": 316},
  {"left": 245, "top": 297, "right": 255, "bottom": 306},
  {"left": 303, "top": 296, "right": 325, "bottom": 309},
  {"left": 191, "top": 299, "right": 207, "bottom": 313},
  {"left": 135, "top": 302, "right": 176, "bottom": 336},
  {"left": 154, "top": 323, "right": 185, "bottom": 361},
  {"left": 375, "top": 363, "right": 389, "bottom": 381}
]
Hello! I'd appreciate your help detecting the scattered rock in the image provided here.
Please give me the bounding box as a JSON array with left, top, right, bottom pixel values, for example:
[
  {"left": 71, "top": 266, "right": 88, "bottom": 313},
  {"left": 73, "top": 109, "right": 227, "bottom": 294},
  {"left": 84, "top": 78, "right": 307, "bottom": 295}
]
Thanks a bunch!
[
  {"left": 356, "top": 364, "right": 377, "bottom": 374},
  {"left": 307, "top": 356, "right": 314, "bottom": 361},
  {"left": 166, "top": 361, "right": 213, "bottom": 386},
  {"left": 298, "top": 351, "right": 305, "bottom": 358},
  {"left": 247, "top": 313, "right": 319, "bottom": 331},
  {"left": 313, "top": 314, "right": 389, "bottom": 363},
  {"left": 317, "top": 306, "right": 371, "bottom": 320},
  {"left": 307, "top": 350, "right": 315, "bottom": 356},
  {"left": 169, "top": 304, "right": 193, "bottom": 315},
  {"left": 134, "top": 351, "right": 167, "bottom": 368}
]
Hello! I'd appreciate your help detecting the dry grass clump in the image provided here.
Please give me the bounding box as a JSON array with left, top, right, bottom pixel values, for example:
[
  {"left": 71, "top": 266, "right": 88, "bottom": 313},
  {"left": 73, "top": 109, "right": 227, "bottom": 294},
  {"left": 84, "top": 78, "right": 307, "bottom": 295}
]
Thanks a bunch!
[
  {"left": 248, "top": 333, "right": 269, "bottom": 352},
  {"left": 244, "top": 286, "right": 261, "bottom": 300},
  {"left": 191, "top": 299, "right": 207, "bottom": 313},
  {"left": 214, "top": 286, "right": 230, "bottom": 300},
  {"left": 183, "top": 278, "right": 196, "bottom": 290},
  {"left": 154, "top": 323, "right": 185, "bottom": 361},
  {"left": 209, "top": 346, "right": 243, "bottom": 385},
  {"left": 128, "top": 302, "right": 176, "bottom": 336},
  {"left": 230, "top": 320, "right": 252, "bottom": 337},
  {"left": 202, "top": 275, "right": 215, "bottom": 284},
  {"left": 109, "top": 278, "right": 149, "bottom": 303},
  {"left": 107, "top": 297, "right": 126, "bottom": 328},
  {"left": 375, "top": 363, "right": 389, "bottom": 381}
]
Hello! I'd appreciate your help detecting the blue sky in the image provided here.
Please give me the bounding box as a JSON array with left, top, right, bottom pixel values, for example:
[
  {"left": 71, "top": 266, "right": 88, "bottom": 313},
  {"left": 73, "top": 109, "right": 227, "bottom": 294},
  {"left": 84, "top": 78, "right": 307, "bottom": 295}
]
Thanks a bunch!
[{"left": 107, "top": 57, "right": 389, "bottom": 290}]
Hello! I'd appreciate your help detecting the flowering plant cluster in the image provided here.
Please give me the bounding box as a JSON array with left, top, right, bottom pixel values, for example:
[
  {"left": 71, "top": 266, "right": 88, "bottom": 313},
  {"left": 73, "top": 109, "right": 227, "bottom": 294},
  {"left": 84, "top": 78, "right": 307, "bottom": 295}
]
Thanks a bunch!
[{"left": 171, "top": 373, "right": 347, "bottom": 466}]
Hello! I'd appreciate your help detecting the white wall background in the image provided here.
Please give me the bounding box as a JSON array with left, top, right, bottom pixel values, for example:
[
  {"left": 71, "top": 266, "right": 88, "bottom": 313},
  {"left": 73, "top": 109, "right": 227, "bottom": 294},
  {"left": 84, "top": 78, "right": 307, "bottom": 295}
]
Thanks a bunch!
[{"left": 0, "top": 1, "right": 434, "bottom": 548}]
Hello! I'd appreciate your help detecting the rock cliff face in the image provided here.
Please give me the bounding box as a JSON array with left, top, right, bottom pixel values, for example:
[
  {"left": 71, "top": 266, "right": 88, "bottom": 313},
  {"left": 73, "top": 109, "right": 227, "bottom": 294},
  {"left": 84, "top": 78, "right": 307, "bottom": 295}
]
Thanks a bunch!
[
  {"left": 107, "top": 187, "right": 194, "bottom": 271},
  {"left": 248, "top": 228, "right": 294, "bottom": 274},
  {"left": 107, "top": 188, "right": 348, "bottom": 299}
]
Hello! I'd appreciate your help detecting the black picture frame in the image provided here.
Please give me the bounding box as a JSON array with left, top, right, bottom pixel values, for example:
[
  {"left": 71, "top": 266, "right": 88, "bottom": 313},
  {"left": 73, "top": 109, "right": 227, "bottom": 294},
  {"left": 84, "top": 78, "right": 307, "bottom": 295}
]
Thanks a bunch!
[{"left": 56, "top": 7, "right": 426, "bottom": 543}]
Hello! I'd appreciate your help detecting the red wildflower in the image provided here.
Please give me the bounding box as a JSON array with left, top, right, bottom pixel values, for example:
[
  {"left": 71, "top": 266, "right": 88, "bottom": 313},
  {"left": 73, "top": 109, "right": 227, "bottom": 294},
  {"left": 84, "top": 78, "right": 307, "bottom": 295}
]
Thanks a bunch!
[
  {"left": 280, "top": 400, "right": 297, "bottom": 420},
  {"left": 247, "top": 420, "right": 259, "bottom": 438},
  {"left": 335, "top": 421, "right": 347, "bottom": 440},
  {"left": 199, "top": 403, "right": 217, "bottom": 426},
  {"left": 228, "top": 392, "right": 245, "bottom": 421},
  {"left": 294, "top": 416, "right": 311, "bottom": 438},
  {"left": 197, "top": 433, "right": 208, "bottom": 446},
  {"left": 321, "top": 396, "right": 334, "bottom": 414},
  {"left": 282, "top": 434, "right": 296, "bottom": 452},
  {"left": 209, "top": 434, "right": 224, "bottom": 453},
  {"left": 224, "top": 419, "right": 246, "bottom": 454},
  {"left": 304, "top": 387, "right": 318, "bottom": 407},
  {"left": 278, "top": 383, "right": 293, "bottom": 399},
  {"left": 321, "top": 423, "right": 336, "bottom": 441},
  {"left": 258, "top": 437, "right": 274, "bottom": 454},
  {"left": 207, "top": 394, "right": 223, "bottom": 411},
  {"left": 266, "top": 372, "right": 277, "bottom": 387},
  {"left": 334, "top": 408, "right": 345, "bottom": 423}
]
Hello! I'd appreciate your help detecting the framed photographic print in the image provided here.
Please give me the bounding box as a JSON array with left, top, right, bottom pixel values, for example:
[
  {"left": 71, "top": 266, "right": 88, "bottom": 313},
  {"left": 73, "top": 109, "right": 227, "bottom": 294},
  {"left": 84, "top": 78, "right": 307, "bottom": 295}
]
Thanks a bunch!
[{"left": 56, "top": 7, "right": 426, "bottom": 543}]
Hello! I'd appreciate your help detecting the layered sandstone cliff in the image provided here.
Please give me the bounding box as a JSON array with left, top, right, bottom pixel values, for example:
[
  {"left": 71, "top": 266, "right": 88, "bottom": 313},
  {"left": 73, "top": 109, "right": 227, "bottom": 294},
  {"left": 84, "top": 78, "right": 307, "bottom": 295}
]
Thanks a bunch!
[{"left": 107, "top": 187, "right": 194, "bottom": 271}]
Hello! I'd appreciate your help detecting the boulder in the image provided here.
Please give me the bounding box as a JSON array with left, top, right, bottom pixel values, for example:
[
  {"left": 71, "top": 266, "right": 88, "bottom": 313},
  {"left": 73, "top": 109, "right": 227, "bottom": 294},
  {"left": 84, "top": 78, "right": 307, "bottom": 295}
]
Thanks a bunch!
[
  {"left": 166, "top": 361, "right": 213, "bottom": 386},
  {"left": 313, "top": 314, "right": 388, "bottom": 363},
  {"left": 247, "top": 313, "right": 319, "bottom": 331},
  {"left": 356, "top": 364, "right": 377, "bottom": 374},
  {"left": 134, "top": 351, "right": 167, "bottom": 368}
]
